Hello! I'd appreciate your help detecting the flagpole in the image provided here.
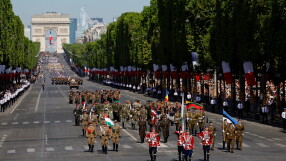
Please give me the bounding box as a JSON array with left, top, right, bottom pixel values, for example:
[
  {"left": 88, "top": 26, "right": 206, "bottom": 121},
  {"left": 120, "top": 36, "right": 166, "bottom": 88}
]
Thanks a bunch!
[{"left": 181, "top": 94, "right": 185, "bottom": 131}]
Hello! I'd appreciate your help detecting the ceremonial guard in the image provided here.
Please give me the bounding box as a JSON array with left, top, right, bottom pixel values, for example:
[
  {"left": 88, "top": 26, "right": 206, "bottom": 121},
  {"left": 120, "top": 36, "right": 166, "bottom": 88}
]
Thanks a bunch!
[
  {"left": 234, "top": 120, "right": 244, "bottom": 150},
  {"left": 85, "top": 122, "right": 97, "bottom": 152},
  {"left": 198, "top": 126, "right": 213, "bottom": 161},
  {"left": 161, "top": 116, "right": 170, "bottom": 143},
  {"left": 175, "top": 130, "right": 185, "bottom": 161},
  {"left": 139, "top": 117, "right": 147, "bottom": 143},
  {"left": 180, "top": 131, "right": 194, "bottom": 161},
  {"left": 226, "top": 122, "right": 235, "bottom": 153},
  {"left": 208, "top": 121, "right": 217, "bottom": 150},
  {"left": 111, "top": 120, "right": 121, "bottom": 151},
  {"left": 145, "top": 128, "right": 160, "bottom": 161},
  {"left": 100, "top": 122, "right": 111, "bottom": 154},
  {"left": 73, "top": 104, "right": 81, "bottom": 126},
  {"left": 221, "top": 119, "right": 228, "bottom": 150},
  {"left": 81, "top": 111, "right": 89, "bottom": 136}
]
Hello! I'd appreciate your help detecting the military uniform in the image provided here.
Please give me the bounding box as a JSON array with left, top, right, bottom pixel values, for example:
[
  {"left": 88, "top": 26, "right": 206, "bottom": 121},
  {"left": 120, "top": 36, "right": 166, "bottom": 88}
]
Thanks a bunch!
[
  {"left": 161, "top": 117, "right": 170, "bottom": 143},
  {"left": 89, "top": 112, "right": 98, "bottom": 126},
  {"left": 235, "top": 122, "right": 244, "bottom": 150},
  {"left": 100, "top": 123, "right": 111, "bottom": 154},
  {"left": 69, "top": 91, "right": 74, "bottom": 104},
  {"left": 145, "top": 129, "right": 160, "bottom": 161},
  {"left": 226, "top": 123, "right": 235, "bottom": 153},
  {"left": 198, "top": 110, "right": 205, "bottom": 133},
  {"left": 131, "top": 108, "right": 140, "bottom": 130},
  {"left": 208, "top": 122, "right": 217, "bottom": 150},
  {"left": 139, "top": 118, "right": 147, "bottom": 143},
  {"left": 121, "top": 105, "right": 130, "bottom": 129},
  {"left": 112, "top": 102, "right": 121, "bottom": 121},
  {"left": 111, "top": 121, "right": 121, "bottom": 151},
  {"left": 73, "top": 105, "right": 81, "bottom": 126},
  {"left": 190, "top": 111, "right": 198, "bottom": 135},
  {"left": 81, "top": 112, "right": 89, "bottom": 136},
  {"left": 221, "top": 120, "right": 228, "bottom": 149},
  {"left": 174, "top": 112, "right": 181, "bottom": 131},
  {"left": 85, "top": 122, "right": 97, "bottom": 152},
  {"left": 185, "top": 111, "right": 192, "bottom": 131}
]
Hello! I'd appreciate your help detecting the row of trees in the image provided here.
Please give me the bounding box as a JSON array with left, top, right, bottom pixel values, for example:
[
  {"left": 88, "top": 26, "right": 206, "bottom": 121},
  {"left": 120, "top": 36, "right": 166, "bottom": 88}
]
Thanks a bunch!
[
  {"left": 0, "top": 0, "right": 40, "bottom": 69},
  {"left": 64, "top": 0, "right": 286, "bottom": 100}
]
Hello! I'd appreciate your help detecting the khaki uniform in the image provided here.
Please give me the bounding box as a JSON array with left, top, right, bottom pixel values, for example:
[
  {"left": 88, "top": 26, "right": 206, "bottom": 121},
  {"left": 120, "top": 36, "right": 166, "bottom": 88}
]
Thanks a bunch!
[
  {"left": 197, "top": 110, "right": 205, "bottom": 132},
  {"left": 89, "top": 114, "right": 98, "bottom": 126},
  {"left": 138, "top": 120, "right": 147, "bottom": 143},
  {"left": 235, "top": 123, "right": 244, "bottom": 150},
  {"left": 81, "top": 113, "right": 89, "bottom": 136},
  {"left": 100, "top": 125, "right": 111, "bottom": 154},
  {"left": 221, "top": 122, "right": 229, "bottom": 149},
  {"left": 208, "top": 125, "right": 217, "bottom": 150},
  {"left": 120, "top": 107, "right": 130, "bottom": 129},
  {"left": 185, "top": 111, "right": 192, "bottom": 130},
  {"left": 190, "top": 112, "right": 198, "bottom": 135},
  {"left": 86, "top": 124, "right": 97, "bottom": 152},
  {"left": 161, "top": 118, "right": 170, "bottom": 143},
  {"left": 174, "top": 112, "right": 181, "bottom": 131},
  {"left": 131, "top": 109, "right": 140, "bottom": 130},
  {"left": 111, "top": 124, "right": 121, "bottom": 151},
  {"left": 140, "top": 108, "right": 148, "bottom": 120},
  {"left": 226, "top": 124, "right": 235, "bottom": 152}
]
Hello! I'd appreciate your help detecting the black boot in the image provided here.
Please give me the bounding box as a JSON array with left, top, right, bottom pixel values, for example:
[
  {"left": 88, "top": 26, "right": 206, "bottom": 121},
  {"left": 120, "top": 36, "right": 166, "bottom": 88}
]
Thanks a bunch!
[
  {"left": 88, "top": 144, "right": 91, "bottom": 152},
  {"left": 178, "top": 154, "right": 181, "bottom": 161},
  {"left": 150, "top": 155, "right": 153, "bottom": 161},
  {"left": 91, "top": 145, "right": 94, "bottom": 152},
  {"left": 82, "top": 129, "right": 85, "bottom": 136},
  {"left": 223, "top": 142, "right": 225, "bottom": 150},
  {"left": 194, "top": 130, "right": 197, "bottom": 136},
  {"left": 113, "top": 143, "right": 115, "bottom": 151},
  {"left": 102, "top": 145, "right": 104, "bottom": 152},
  {"left": 207, "top": 154, "right": 210, "bottom": 161},
  {"left": 204, "top": 152, "right": 206, "bottom": 161},
  {"left": 153, "top": 155, "right": 156, "bottom": 161},
  {"left": 122, "top": 122, "right": 125, "bottom": 129},
  {"left": 116, "top": 144, "right": 118, "bottom": 152},
  {"left": 105, "top": 147, "right": 108, "bottom": 154}
]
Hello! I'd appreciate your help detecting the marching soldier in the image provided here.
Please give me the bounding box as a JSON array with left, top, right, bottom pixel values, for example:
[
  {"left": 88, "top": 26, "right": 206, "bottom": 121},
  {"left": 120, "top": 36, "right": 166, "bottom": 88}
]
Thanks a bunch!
[
  {"left": 69, "top": 91, "right": 74, "bottom": 104},
  {"left": 174, "top": 111, "right": 181, "bottom": 131},
  {"left": 112, "top": 101, "right": 121, "bottom": 121},
  {"left": 85, "top": 122, "right": 97, "bottom": 152},
  {"left": 81, "top": 111, "right": 89, "bottom": 136},
  {"left": 121, "top": 103, "right": 130, "bottom": 129},
  {"left": 226, "top": 122, "right": 235, "bottom": 153},
  {"left": 198, "top": 109, "right": 205, "bottom": 133},
  {"left": 111, "top": 120, "right": 121, "bottom": 151},
  {"left": 100, "top": 122, "right": 111, "bottom": 154},
  {"left": 190, "top": 110, "right": 199, "bottom": 135},
  {"left": 235, "top": 120, "right": 245, "bottom": 150},
  {"left": 145, "top": 128, "right": 160, "bottom": 161},
  {"left": 131, "top": 108, "right": 140, "bottom": 130},
  {"left": 161, "top": 116, "right": 170, "bottom": 143},
  {"left": 139, "top": 117, "right": 147, "bottom": 143},
  {"left": 208, "top": 121, "right": 217, "bottom": 150},
  {"left": 185, "top": 110, "right": 192, "bottom": 131},
  {"left": 221, "top": 119, "right": 228, "bottom": 150},
  {"left": 73, "top": 104, "right": 81, "bottom": 126},
  {"left": 198, "top": 126, "right": 213, "bottom": 161},
  {"left": 180, "top": 131, "right": 194, "bottom": 161},
  {"left": 140, "top": 105, "right": 148, "bottom": 120}
]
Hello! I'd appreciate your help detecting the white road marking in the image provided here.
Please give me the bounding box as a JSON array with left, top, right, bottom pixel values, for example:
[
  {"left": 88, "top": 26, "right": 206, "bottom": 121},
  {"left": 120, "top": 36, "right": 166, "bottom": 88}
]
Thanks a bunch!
[
  {"left": 274, "top": 143, "right": 286, "bottom": 148},
  {"left": 34, "top": 121, "right": 40, "bottom": 124},
  {"left": 55, "top": 121, "right": 61, "bottom": 123},
  {"left": 272, "top": 138, "right": 283, "bottom": 141},
  {"left": 1, "top": 123, "right": 8, "bottom": 125},
  {"left": 13, "top": 114, "right": 19, "bottom": 120},
  {"left": 242, "top": 143, "right": 250, "bottom": 148},
  {"left": 66, "top": 120, "right": 72, "bottom": 123},
  {"left": 7, "top": 150, "right": 15, "bottom": 154},
  {"left": 160, "top": 143, "right": 168, "bottom": 148},
  {"left": 34, "top": 89, "right": 42, "bottom": 112},
  {"left": 256, "top": 143, "right": 269, "bottom": 147},
  {"left": 10, "top": 86, "right": 33, "bottom": 114},
  {"left": 83, "top": 145, "right": 89, "bottom": 150},
  {"left": 27, "top": 148, "right": 35, "bottom": 153},
  {"left": 267, "top": 139, "right": 274, "bottom": 142},
  {"left": 23, "top": 122, "right": 29, "bottom": 124},
  {"left": 64, "top": 146, "right": 73, "bottom": 151},
  {"left": 12, "top": 122, "right": 18, "bottom": 125},
  {"left": 258, "top": 136, "right": 266, "bottom": 139},
  {"left": 121, "top": 126, "right": 137, "bottom": 141},
  {"left": 3, "top": 135, "right": 7, "bottom": 137},
  {"left": 122, "top": 144, "right": 132, "bottom": 148},
  {"left": 46, "top": 147, "right": 55, "bottom": 152},
  {"left": 44, "top": 121, "right": 50, "bottom": 124}
]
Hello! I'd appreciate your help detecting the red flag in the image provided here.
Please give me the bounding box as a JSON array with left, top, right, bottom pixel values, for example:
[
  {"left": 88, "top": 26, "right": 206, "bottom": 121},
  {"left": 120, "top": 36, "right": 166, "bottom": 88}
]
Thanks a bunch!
[
  {"left": 243, "top": 61, "right": 256, "bottom": 86},
  {"left": 222, "top": 61, "right": 233, "bottom": 84}
]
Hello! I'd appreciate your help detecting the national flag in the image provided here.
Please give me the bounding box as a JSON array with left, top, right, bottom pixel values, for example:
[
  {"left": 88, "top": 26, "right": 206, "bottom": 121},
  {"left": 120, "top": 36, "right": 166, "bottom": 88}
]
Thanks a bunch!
[
  {"left": 186, "top": 102, "right": 204, "bottom": 110},
  {"left": 222, "top": 109, "right": 238, "bottom": 125},
  {"left": 243, "top": 61, "right": 256, "bottom": 86},
  {"left": 222, "top": 61, "right": 233, "bottom": 84},
  {"left": 103, "top": 114, "right": 114, "bottom": 127},
  {"left": 49, "top": 31, "right": 53, "bottom": 45},
  {"left": 164, "top": 90, "right": 169, "bottom": 102},
  {"left": 151, "top": 107, "right": 157, "bottom": 125}
]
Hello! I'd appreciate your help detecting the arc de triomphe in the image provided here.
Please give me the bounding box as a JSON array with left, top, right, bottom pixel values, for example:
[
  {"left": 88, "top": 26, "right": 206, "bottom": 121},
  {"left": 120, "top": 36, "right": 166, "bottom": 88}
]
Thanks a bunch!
[{"left": 32, "top": 12, "right": 70, "bottom": 53}]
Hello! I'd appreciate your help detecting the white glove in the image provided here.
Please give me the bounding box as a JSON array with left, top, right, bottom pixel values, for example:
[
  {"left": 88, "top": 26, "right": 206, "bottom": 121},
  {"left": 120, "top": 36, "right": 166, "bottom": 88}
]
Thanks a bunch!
[{"left": 223, "top": 130, "right": 225, "bottom": 133}]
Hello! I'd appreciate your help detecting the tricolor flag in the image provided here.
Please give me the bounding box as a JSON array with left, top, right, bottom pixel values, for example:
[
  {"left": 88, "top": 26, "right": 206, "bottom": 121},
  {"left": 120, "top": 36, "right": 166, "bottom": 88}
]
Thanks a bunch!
[
  {"left": 222, "top": 109, "right": 238, "bottom": 125},
  {"left": 164, "top": 90, "right": 169, "bottom": 102},
  {"left": 49, "top": 31, "right": 53, "bottom": 45},
  {"left": 186, "top": 102, "right": 204, "bottom": 110},
  {"left": 243, "top": 61, "right": 256, "bottom": 86},
  {"left": 151, "top": 107, "right": 157, "bottom": 125},
  {"left": 103, "top": 114, "right": 114, "bottom": 127},
  {"left": 222, "top": 61, "right": 233, "bottom": 84}
]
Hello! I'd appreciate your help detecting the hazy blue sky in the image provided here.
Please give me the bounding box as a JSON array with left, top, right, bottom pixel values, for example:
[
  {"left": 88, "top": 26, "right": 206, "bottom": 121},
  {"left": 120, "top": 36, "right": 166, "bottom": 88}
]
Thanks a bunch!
[{"left": 11, "top": 0, "right": 150, "bottom": 25}]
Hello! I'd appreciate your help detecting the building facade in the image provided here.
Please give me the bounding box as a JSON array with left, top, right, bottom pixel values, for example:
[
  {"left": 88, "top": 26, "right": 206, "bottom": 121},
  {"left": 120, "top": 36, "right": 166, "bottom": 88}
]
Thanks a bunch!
[
  {"left": 31, "top": 12, "right": 70, "bottom": 53},
  {"left": 70, "top": 18, "right": 77, "bottom": 44},
  {"left": 24, "top": 25, "right": 31, "bottom": 40}
]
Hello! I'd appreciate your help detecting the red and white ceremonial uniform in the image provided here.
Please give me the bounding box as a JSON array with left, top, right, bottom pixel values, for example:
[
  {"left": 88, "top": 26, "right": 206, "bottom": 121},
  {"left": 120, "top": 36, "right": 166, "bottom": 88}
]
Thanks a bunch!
[
  {"left": 175, "top": 131, "right": 185, "bottom": 146},
  {"left": 145, "top": 132, "right": 160, "bottom": 147},
  {"left": 180, "top": 134, "right": 194, "bottom": 150},
  {"left": 198, "top": 131, "right": 212, "bottom": 145}
]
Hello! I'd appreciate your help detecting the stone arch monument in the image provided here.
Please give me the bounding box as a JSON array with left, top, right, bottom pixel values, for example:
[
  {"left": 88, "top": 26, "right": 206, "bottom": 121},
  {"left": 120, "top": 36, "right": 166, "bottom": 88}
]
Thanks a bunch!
[{"left": 32, "top": 12, "right": 70, "bottom": 53}]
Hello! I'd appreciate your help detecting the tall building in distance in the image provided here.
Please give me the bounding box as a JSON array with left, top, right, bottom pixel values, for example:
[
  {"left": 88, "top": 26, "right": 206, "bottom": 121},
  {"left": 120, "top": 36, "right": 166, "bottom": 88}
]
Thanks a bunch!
[
  {"left": 70, "top": 18, "right": 77, "bottom": 44},
  {"left": 24, "top": 25, "right": 31, "bottom": 40},
  {"left": 90, "top": 18, "right": 103, "bottom": 23}
]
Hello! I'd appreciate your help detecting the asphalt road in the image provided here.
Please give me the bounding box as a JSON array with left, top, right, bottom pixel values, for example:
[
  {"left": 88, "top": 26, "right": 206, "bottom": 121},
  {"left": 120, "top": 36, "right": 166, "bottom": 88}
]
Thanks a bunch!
[{"left": 0, "top": 54, "right": 285, "bottom": 161}]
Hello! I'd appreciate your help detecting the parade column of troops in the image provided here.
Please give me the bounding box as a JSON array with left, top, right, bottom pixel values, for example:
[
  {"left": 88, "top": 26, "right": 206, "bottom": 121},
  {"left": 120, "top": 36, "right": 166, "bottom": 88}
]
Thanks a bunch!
[{"left": 70, "top": 89, "right": 245, "bottom": 161}]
